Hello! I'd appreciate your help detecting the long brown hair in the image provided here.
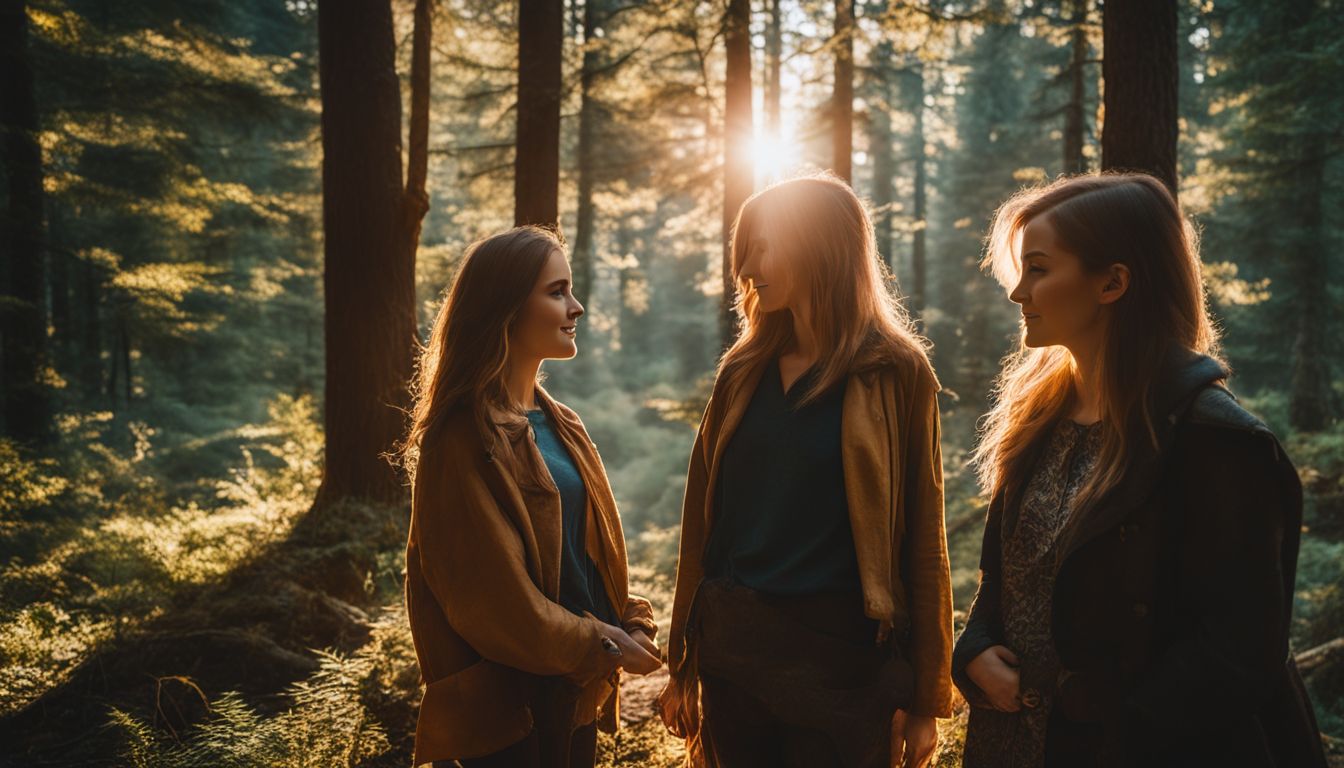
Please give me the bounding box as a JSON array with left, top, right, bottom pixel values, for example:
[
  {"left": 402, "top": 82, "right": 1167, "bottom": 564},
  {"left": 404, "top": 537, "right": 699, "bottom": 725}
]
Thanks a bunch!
[
  {"left": 973, "top": 173, "right": 1219, "bottom": 511},
  {"left": 400, "top": 225, "right": 564, "bottom": 482},
  {"left": 717, "top": 172, "right": 932, "bottom": 404}
]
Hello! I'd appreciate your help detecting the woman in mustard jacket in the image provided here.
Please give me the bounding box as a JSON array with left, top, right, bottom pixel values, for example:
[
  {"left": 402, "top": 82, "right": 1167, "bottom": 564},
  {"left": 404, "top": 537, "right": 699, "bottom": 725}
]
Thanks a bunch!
[
  {"left": 402, "top": 226, "right": 661, "bottom": 768},
  {"left": 658, "top": 173, "right": 954, "bottom": 768}
]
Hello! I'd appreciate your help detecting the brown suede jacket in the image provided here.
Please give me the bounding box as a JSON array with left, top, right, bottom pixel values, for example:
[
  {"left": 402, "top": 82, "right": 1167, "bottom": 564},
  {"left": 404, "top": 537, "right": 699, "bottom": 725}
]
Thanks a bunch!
[
  {"left": 404, "top": 386, "right": 657, "bottom": 765},
  {"left": 665, "top": 349, "right": 955, "bottom": 727}
]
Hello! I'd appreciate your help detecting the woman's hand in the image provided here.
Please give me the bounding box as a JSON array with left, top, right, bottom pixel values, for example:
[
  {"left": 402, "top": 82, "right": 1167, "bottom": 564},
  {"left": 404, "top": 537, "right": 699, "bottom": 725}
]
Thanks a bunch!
[
  {"left": 606, "top": 626, "right": 662, "bottom": 675},
  {"left": 890, "top": 710, "right": 938, "bottom": 768},
  {"left": 966, "top": 645, "right": 1022, "bottom": 712},
  {"left": 629, "top": 628, "right": 660, "bottom": 659}
]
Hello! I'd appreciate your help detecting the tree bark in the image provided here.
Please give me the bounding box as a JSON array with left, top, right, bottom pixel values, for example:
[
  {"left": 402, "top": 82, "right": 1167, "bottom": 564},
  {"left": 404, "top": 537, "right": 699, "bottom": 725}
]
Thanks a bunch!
[
  {"left": 0, "top": 0, "right": 52, "bottom": 444},
  {"left": 315, "top": 0, "right": 419, "bottom": 506},
  {"left": 515, "top": 0, "right": 564, "bottom": 229},
  {"left": 721, "top": 0, "right": 754, "bottom": 350},
  {"left": 1288, "top": 146, "right": 1332, "bottom": 432},
  {"left": 1101, "top": 0, "right": 1177, "bottom": 193},
  {"left": 832, "top": 0, "right": 855, "bottom": 183}
]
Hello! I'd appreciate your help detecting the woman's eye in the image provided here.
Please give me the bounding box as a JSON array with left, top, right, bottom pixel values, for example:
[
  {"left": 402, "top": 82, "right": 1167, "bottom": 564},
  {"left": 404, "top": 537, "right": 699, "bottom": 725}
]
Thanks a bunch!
[
  {"left": 551, "top": 290, "right": 565, "bottom": 297},
  {"left": 1027, "top": 265, "right": 1046, "bottom": 275}
]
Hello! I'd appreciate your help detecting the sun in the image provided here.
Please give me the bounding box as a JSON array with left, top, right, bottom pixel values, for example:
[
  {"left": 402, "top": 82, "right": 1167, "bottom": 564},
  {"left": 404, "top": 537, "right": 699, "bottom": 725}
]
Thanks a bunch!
[{"left": 751, "top": 128, "right": 801, "bottom": 184}]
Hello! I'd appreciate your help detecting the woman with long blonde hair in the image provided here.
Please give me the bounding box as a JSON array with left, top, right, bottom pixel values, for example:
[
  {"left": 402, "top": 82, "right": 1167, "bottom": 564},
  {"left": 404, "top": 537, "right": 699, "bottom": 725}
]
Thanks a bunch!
[
  {"left": 658, "top": 173, "right": 954, "bottom": 768},
  {"left": 953, "top": 173, "right": 1325, "bottom": 766},
  {"left": 402, "top": 226, "right": 661, "bottom": 768}
]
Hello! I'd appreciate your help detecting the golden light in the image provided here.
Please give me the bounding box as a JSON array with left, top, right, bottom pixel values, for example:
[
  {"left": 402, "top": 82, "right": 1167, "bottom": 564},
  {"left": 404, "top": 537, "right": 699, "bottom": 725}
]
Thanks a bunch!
[{"left": 751, "top": 128, "right": 802, "bottom": 184}]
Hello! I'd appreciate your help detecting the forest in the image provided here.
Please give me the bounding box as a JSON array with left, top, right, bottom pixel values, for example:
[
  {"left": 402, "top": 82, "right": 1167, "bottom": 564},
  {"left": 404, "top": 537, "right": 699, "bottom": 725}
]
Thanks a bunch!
[{"left": 0, "top": 0, "right": 1341, "bottom": 765}]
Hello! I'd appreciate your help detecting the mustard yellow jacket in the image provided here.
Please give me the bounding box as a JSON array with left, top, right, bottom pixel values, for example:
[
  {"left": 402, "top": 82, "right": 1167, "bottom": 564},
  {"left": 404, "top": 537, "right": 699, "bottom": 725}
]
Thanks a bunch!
[
  {"left": 405, "top": 387, "right": 657, "bottom": 765},
  {"left": 666, "top": 351, "right": 954, "bottom": 721}
]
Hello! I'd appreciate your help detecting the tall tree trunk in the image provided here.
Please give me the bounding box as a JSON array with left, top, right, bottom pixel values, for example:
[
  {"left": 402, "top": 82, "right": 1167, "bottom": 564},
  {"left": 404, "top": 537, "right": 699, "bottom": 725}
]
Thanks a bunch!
[
  {"left": 764, "top": 0, "right": 782, "bottom": 140},
  {"left": 867, "top": 42, "right": 895, "bottom": 271},
  {"left": 832, "top": 0, "right": 855, "bottom": 183},
  {"left": 1101, "top": 0, "right": 1177, "bottom": 193},
  {"left": 515, "top": 0, "right": 563, "bottom": 228},
  {"left": 1, "top": 0, "right": 52, "bottom": 445},
  {"left": 573, "top": 0, "right": 605, "bottom": 305},
  {"left": 1063, "top": 0, "right": 1088, "bottom": 174},
  {"left": 721, "top": 0, "right": 753, "bottom": 350},
  {"left": 315, "top": 0, "right": 418, "bottom": 506},
  {"left": 905, "top": 65, "right": 928, "bottom": 314}
]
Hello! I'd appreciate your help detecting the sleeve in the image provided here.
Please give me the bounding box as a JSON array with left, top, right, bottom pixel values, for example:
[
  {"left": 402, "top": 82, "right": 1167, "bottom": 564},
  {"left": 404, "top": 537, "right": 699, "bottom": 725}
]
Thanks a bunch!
[
  {"left": 1111, "top": 426, "right": 1300, "bottom": 748},
  {"left": 901, "top": 366, "right": 956, "bottom": 718},
  {"left": 950, "top": 490, "right": 1006, "bottom": 710},
  {"left": 413, "top": 444, "right": 609, "bottom": 680},
  {"left": 622, "top": 594, "right": 658, "bottom": 640}
]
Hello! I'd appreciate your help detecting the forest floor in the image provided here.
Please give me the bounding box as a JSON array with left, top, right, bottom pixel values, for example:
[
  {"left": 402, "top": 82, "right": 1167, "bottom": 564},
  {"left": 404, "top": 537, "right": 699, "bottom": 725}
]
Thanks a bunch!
[{"left": 0, "top": 396, "right": 1340, "bottom": 766}]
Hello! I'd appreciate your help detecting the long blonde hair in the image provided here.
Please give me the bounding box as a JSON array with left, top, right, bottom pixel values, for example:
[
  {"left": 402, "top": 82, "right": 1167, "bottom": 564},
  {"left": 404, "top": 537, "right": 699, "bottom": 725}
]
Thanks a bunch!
[
  {"left": 717, "top": 172, "right": 932, "bottom": 403},
  {"left": 400, "top": 226, "right": 564, "bottom": 483},
  {"left": 973, "top": 173, "right": 1219, "bottom": 511}
]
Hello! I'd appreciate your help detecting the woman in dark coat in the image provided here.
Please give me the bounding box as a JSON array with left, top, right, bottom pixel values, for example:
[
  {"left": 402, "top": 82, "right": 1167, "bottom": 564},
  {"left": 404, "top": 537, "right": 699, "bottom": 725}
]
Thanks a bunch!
[{"left": 951, "top": 172, "right": 1326, "bottom": 767}]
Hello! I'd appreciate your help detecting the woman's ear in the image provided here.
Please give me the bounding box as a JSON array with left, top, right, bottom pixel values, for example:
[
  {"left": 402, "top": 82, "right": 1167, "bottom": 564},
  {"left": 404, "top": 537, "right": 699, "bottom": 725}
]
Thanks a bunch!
[{"left": 1099, "top": 263, "right": 1131, "bottom": 305}]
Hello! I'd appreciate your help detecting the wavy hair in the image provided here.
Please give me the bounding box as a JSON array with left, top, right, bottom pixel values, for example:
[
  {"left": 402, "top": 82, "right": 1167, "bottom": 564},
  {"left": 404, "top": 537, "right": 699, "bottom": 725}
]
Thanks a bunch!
[
  {"left": 972, "top": 173, "right": 1219, "bottom": 511},
  {"left": 400, "top": 225, "right": 564, "bottom": 483},
  {"left": 716, "top": 172, "right": 933, "bottom": 403}
]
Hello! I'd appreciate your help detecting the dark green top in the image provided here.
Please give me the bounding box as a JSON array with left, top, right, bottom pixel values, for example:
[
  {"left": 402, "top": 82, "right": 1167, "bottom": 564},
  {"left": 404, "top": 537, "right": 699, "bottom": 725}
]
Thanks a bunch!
[
  {"left": 526, "top": 408, "right": 619, "bottom": 626},
  {"left": 703, "top": 358, "right": 861, "bottom": 595}
]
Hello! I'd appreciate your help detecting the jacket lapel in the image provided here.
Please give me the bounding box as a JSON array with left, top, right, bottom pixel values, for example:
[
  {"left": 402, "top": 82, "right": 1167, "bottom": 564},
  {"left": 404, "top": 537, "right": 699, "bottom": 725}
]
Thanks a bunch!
[
  {"left": 504, "top": 425, "right": 565, "bottom": 599},
  {"left": 841, "top": 371, "right": 897, "bottom": 618},
  {"left": 535, "top": 387, "right": 627, "bottom": 614}
]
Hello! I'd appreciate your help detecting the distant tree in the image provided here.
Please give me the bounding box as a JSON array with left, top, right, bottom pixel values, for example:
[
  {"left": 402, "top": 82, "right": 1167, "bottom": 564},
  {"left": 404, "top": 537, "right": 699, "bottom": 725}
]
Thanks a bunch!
[
  {"left": 1062, "top": 0, "right": 1090, "bottom": 174},
  {"left": 832, "top": 0, "right": 855, "bottom": 182},
  {"left": 0, "top": 0, "right": 51, "bottom": 445},
  {"left": 1207, "top": 0, "right": 1342, "bottom": 431},
  {"left": 573, "top": 0, "right": 608, "bottom": 305},
  {"left": 903, "top": 64, "right": 929, "bottom": 313},
  {"left": 764, "top": 0, "right": 783, "bottom": 140},
  {"left": 721, "top": 0, "right": 753, "bottom": 349},
  {"left": 867, "top": 37, "right": 897, "bottom": 269}
]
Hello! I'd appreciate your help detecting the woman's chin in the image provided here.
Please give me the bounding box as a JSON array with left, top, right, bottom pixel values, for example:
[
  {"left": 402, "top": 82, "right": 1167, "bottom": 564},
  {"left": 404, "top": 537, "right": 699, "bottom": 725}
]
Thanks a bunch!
[{"left": 1021, "top": 331, "right": 1048, "bottom": 349}]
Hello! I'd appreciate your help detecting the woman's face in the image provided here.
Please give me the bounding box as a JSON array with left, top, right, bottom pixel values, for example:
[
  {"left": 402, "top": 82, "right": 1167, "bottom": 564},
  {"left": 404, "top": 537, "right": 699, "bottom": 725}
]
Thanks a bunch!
[
  {"left": 512, "top": 249, "right": 584, "bottom": 361},
  {"left": 1009, "top": 215, "right": 1127, "bottom": 352},
  {"left": 739, "top": 209, "right": 806, "bottom": 314}
]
